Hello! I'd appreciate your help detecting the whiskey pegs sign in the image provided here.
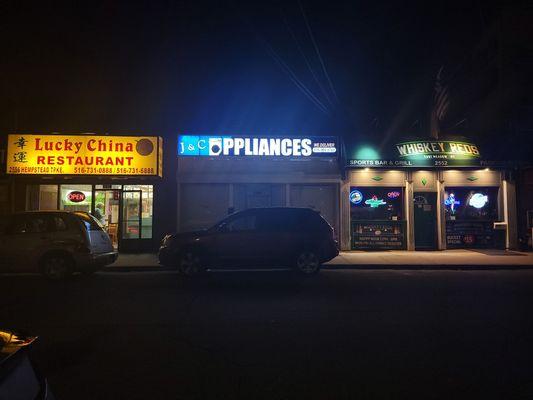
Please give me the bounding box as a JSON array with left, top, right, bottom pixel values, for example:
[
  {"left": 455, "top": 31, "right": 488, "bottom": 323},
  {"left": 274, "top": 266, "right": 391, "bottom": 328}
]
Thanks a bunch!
[
  {"left": 396, "top": 140, "right": 480, "bottom": 160},
  {"left": 348, "top": 140, "right": 482, "bottom": 168}
]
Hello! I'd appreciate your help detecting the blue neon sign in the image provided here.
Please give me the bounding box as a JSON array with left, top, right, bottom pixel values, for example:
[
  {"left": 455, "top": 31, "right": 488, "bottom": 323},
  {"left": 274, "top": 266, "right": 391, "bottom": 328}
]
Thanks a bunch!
[{"left": 349, "top": 190, "right": 363, "bottom": 205}]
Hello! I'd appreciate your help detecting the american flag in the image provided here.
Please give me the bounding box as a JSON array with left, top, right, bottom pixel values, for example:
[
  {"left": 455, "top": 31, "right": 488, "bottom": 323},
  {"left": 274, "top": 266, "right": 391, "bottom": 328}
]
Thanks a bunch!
[{"left": 430, "top": 66, "right": 450, "bottom": 139}]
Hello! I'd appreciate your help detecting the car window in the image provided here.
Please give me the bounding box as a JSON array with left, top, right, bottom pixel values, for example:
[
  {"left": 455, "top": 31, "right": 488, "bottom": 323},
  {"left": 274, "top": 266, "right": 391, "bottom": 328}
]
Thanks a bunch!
[
  {"left": 73, "top": 212, "right": 104, "bottom": 231},
  {"left": 29, "top": 215, "right": 49, "bottom": 233},
  {"left": 9, "top": 214, "right": 48, "bottom": 234},
  {"left": 257, "top": 210, "right": 290, "bottom": 232},
  {"left": 268, "top": 209, "right": 326, "bottom": 232},
  {"left": 300, "top": 212, "right": 331, "bottom": 232},
  {"left": 225, "top": 214, "right": 256, "bottom": 232},
  {"left": 51, "top": 215, "right": 68, "bottom": 231}
]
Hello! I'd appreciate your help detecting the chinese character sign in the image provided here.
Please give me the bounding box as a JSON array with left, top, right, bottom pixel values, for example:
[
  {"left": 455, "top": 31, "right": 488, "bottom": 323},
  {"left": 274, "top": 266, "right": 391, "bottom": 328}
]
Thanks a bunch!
[{"left": 12, "top": 136, "right": 28, "bottom": 164}]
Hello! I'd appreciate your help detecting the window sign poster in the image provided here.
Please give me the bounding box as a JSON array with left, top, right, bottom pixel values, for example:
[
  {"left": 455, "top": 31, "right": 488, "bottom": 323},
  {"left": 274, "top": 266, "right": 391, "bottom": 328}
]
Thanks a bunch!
[
  {"left": 351, "top": 221, "right": 406, "bottom": 250},
  {"left": 178, "top": 135, "right": 338, "bottom": 158},
  {"left": 446, "top": 221, "right": 495, "bottom": 248}
]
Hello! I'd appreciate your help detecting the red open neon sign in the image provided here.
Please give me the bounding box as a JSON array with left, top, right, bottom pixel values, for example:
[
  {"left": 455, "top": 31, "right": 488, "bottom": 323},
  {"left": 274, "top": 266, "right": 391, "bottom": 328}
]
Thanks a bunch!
[{"left": 67, "top": 191, "right": 86, "bottom": 202}]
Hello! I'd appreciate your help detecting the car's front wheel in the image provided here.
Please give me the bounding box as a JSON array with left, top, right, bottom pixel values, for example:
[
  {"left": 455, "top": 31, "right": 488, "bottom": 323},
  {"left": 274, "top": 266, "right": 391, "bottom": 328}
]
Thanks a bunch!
[
  {"left": 178, "top": 251, "right": 204, "bottom": 277},
  {"left": 294, "top": 251, "right": 321, "bottom": 275},
  {"left": 41, "top": 253, "right": 73, "bottom": 280}
]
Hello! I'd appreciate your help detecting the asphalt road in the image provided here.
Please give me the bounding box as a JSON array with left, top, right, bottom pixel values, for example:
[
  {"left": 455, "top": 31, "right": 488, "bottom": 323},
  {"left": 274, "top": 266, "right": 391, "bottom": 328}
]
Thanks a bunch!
[{"left": 1, "top": 269, "right": 533, "bottom": 400}]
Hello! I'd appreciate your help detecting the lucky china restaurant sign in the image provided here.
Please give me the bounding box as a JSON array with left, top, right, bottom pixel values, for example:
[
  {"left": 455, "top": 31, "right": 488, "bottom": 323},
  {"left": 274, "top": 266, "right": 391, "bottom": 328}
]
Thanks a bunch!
[{"left": 7, "top": 134, "right": 162, "bottom": 176}]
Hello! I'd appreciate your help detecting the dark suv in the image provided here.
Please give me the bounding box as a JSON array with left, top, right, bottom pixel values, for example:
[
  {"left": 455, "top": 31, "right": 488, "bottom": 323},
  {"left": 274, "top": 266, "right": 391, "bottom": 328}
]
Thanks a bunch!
[{"left": 159, "top": 207, "right": 339, "bottom": 276}]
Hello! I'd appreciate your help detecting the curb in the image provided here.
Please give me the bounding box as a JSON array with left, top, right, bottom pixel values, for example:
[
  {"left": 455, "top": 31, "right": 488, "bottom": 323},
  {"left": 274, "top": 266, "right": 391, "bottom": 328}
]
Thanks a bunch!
[
  {"left": 325, "top": 264, "right": 533, "bottom": 271},
  {"left": 102, "top": 264, "right": 533, "bottom": 273},
  {"left": 104, "top": 266, "right": 172, "bottom": 272}
]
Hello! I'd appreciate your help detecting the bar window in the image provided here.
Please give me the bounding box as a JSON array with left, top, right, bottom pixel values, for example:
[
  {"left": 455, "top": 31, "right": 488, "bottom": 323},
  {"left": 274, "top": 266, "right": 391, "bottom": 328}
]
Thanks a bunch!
[
  {"left": 349, "top": 187, "right": 404, "bottom": 221},
  {"left": 349, "top": 186, "right": 406, "bottom": 250}
]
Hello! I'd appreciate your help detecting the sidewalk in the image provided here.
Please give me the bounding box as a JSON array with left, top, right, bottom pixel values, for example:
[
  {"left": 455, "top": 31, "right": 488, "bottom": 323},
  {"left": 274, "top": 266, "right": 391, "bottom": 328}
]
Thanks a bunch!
[
  {"left": 329, "top": 249, "right": 533, "bottom": 269},
  {"left": 105, "top": 249, "right": 533, "bottom": 271}
]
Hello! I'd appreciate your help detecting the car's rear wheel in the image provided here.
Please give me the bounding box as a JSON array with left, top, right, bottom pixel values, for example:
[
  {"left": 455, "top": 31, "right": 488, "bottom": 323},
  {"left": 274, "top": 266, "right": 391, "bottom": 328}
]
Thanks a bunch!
[
  {"left": 41, "top": 254, "right": 73, "bottom": 280},
  {"left": 178, "top": 251, "right": 203, "bottom": 277},
  {"left": 294, "top": 251, "right": 321, "bottom": 275}
]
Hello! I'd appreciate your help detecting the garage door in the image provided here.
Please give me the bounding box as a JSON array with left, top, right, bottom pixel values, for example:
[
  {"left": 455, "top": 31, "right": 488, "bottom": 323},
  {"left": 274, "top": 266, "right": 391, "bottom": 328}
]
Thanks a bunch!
[
  {"left": 290, "top": 184, "right": 338, "bottom": 234},
  {"left": 179, "top": 183, "right": 230, "bottom": 231}
]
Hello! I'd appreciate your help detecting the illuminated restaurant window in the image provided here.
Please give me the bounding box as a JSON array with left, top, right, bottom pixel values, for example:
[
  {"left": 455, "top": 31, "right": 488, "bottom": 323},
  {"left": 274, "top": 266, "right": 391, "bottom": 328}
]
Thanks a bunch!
[
  {"left": 59, "top": 184, "right": 92, "bottom": 213},
  {"left": 26, "top": 185, "right": 58, "bottom": 210},
  {"left": 39, "top": 185, "right": 59, "bottom": 210},
  {"left": 94, "top": 185, "right": 122, "bottom": 190}
]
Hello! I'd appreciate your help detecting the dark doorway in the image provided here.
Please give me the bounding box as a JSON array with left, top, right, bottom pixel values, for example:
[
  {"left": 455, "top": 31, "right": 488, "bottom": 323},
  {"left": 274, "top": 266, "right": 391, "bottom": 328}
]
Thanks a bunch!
[{"left": 414, "top": 192, "right": 437, "bottom": 250}]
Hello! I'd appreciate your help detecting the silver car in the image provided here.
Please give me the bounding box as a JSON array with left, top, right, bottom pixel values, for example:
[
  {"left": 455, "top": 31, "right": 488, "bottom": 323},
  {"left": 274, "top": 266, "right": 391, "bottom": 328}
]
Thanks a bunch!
[{"left": 0, "top": 211, "right": 118, "bottom": 279}]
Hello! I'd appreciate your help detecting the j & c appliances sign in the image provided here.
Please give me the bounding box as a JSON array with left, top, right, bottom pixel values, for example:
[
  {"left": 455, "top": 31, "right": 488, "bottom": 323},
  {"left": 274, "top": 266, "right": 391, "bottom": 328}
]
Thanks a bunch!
[
  {"left": 7, "top": 134, "right": 163, "bottom": 176},
  {"left": 178, "top": 135, "right": 337, "bottom": 158}
]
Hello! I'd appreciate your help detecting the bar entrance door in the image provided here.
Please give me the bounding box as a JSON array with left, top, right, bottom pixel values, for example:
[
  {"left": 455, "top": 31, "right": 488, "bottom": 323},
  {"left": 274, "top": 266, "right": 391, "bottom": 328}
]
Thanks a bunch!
[{"left": 413, "top": 192, "right": 437, "bottom": 250}]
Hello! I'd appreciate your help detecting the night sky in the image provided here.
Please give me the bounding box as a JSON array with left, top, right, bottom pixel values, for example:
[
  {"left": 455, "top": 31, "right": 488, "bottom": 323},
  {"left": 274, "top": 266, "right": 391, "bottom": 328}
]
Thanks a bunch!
[{"left": 2, "top": 1, "right": 531, "bottom": 159}]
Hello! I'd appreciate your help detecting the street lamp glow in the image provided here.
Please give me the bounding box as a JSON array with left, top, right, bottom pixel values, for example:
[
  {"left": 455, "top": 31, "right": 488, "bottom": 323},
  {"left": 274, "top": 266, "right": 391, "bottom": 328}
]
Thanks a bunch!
[{"left": 355, "top": 146, "right": 380, "bottom": 160}]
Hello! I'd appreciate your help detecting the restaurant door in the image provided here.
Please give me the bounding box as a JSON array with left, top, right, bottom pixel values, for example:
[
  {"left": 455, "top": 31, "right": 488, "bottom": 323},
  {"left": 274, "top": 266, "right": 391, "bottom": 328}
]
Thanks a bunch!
[
  {"left": 93, "top": 185, "right": 154, "bottom": 252},
  {"left": 94, "top": 187, "right": 153, "bottom": 252},
  {"left": 94, "top": 189, "right": 144, "bottom": 250},
  {"left": 413, "top": 192, "right": 437, "bottom": 250},
  {"left": 121, "top": 189, "right": 142, "bottom": 244},
  {"left": 94, "top": 189, "right": 121, "bottom": 249}
]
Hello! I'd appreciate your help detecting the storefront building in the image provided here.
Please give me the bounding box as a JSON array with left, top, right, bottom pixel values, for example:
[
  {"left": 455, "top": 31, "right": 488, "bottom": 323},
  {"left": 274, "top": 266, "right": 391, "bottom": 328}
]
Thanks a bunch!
[
  {"left": 0, "top": 135, "right": 9, "bottom": 216},
  {"left": 5, "top": 133, "right": 170, "bottom": 252},
  {"left": 176, "top": 135, "right": 341, "bottom": 233},
  {"left": 516, "top": 166, "right": 533, "bottom": 250},
  {"left": 3, "top": 133, "right": 521, "bottom": 253},
  {"left": 341, "top": 139, "right": 518, "bottom": 251}
]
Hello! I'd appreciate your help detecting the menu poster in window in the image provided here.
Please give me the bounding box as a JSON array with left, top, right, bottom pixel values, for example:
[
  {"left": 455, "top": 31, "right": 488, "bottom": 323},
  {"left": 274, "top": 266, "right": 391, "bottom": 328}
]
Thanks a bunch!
[
  {"left": 446, "top": 221, "right": 494, "bottom": 248},
  {"left": 351, "top": 222, "right": 406, "bottom": 250}
]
